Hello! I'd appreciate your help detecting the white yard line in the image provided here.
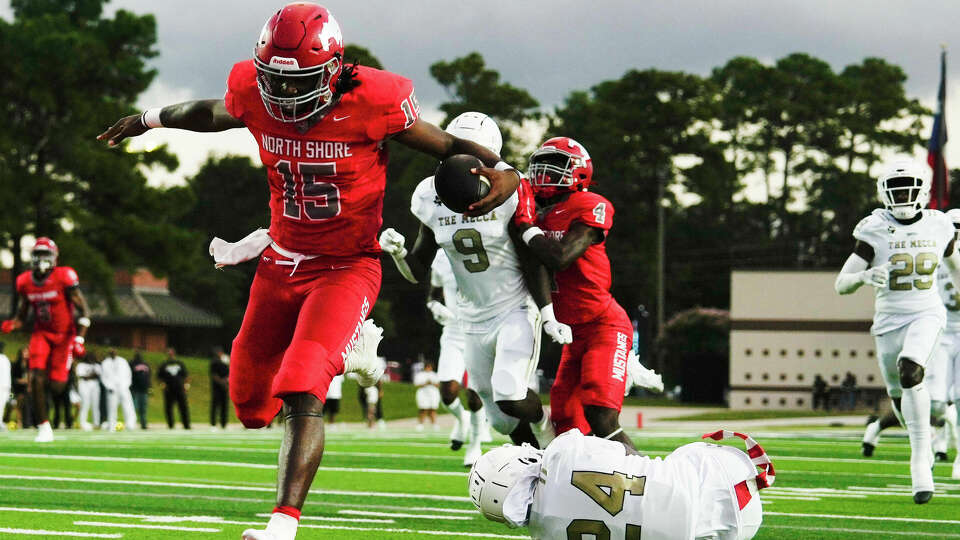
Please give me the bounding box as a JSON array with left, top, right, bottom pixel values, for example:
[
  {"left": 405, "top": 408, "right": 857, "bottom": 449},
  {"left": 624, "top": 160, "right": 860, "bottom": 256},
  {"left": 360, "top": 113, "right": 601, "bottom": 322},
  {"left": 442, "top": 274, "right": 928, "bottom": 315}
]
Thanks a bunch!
[
  {"left": 334, "top": 510, "right": 472, "bottom": 521},
  {"left": 0, "top": 529, "right": 121, "bottom": 538},
  {"left": 0, "top": 474, "right": 473, "bottom": 502},
  {"left": 767, "top": 511, "right": 960, "bottom": 525},
  {"left": 229, "top": 523, "right": 527, "bottom": 539},
  {"left": 0, "top": 486, "right": 477, "bottom": 514},
  {"left": 72, "top": 521, "right": 220, "bottom": 533},
  {"left": 764, "top": 525, "right": 960, "bottom": 537},
  {"left": 0, "top": 452, "right": 467, "bottom": 477},
  {"left": 0, "top": 506, "right": 395, "bottom": 526}
]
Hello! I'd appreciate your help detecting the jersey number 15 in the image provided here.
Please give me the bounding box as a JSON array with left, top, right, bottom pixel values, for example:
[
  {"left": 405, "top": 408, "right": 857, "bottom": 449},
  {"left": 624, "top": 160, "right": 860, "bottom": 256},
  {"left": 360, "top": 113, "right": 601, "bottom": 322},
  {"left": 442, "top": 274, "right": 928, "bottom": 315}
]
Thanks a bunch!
[{"left": 277, "top": 160, "right": 341, "bottom": 221}]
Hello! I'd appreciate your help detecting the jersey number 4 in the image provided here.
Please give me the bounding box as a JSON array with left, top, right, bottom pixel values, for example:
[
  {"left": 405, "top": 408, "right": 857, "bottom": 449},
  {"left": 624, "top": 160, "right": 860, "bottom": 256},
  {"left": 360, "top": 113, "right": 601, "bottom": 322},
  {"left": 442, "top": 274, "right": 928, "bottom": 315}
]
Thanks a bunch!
[
  {"left": 567, "top": 470, "right": 645, "bottom": 540},
  {"left": 277, "top": 160, "right": 341, "bottom": 221}
]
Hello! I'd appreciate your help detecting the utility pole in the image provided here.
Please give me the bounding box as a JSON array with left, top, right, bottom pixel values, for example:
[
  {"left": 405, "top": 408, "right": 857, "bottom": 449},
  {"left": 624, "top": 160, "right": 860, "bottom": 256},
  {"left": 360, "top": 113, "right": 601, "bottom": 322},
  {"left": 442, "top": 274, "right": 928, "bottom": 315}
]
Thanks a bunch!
[{"left": 656, "top": 166, "right": 666, "bottom": 372}]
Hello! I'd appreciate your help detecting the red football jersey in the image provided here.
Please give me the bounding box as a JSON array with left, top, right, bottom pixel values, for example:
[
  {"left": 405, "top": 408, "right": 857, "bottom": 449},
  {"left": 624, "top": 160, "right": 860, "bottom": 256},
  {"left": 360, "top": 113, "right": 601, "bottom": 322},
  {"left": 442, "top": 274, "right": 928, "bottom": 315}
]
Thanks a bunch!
[
  {"left": 537, "top": 191, "right": 616, "bottom": 325},
  {"left": 224, "top": 61, "right": 420, "bottom": 256},
  {"left": 15, "top": 267, "right": 79, "bottom": 335}
]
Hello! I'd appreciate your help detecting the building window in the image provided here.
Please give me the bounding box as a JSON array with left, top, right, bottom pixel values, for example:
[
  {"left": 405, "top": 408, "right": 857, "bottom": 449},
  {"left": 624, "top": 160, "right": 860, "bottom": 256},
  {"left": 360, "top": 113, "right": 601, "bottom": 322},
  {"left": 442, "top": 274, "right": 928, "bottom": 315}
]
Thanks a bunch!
[
  {"left": 745, "top": 348, "right": 753, "bottom": 356},
  {"left": 762, "top": 349, "right": 770, "bottom": 357},
  {"left": 797, "top": 349, "right": 805, "bottom": 357},
  {"left": 797, "top": 373, "right": 805, "bottom": 381},
  {"left": 745, "top": 397, "right": 751, "bottom": 405},
  {"left": 797, "top": 398, "right": 805, "bottom": 406},
  {"left": 832, "top": 350, "right": 840, "bottom": 358},
  {"left": 779, "top": 373, "right": 787, "bottom": 381},
  {"left": 867, "top": 374, "right": 875, "bottom": 382},
  {"left": 850, "top": 350, "right": 857, "bottom": 358},
  {"left": 745, "top": 373, "right": 752, "bottom": 380},
  {"left": 762, "top": 373, "right": 769, "bottom": 381},
  {"left": 761, "top": 398, "right": 769, "bottom": 405},
  {"left": 814, "top": 349, "right": 822, "bottom": 357},
  {"left": 831, "top": 374, "right": 840, "bottom": 382},
  {"left": 867, "top": 350, "right": 875, "bottom": 358},
  {"left": 779, "top": 398, "right": 787, "bottom": 406},
  {"left": 780, "top": 349, "right": 788, "bottom": 357}
]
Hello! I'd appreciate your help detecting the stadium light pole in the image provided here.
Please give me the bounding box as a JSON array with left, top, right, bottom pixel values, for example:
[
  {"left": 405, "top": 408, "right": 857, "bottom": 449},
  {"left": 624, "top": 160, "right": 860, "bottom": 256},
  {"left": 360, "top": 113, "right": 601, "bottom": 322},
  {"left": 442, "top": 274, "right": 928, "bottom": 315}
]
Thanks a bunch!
[{"left": 656, "top": 165, "right": 666, "bottom": 371}]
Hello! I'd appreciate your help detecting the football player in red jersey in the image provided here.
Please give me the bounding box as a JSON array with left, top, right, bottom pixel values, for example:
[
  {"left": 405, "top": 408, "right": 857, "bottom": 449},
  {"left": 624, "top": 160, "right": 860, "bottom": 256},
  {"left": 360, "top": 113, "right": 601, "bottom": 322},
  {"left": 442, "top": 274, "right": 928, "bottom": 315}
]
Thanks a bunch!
[
  {"left": 515, "top": 137, "right": 638, "bottom": 453},
  {"left": 2, "top": 238, "right": 91, "bottom": 443},
  {"left": 97, "top": 4, "right": 521, "bottom": 539}
]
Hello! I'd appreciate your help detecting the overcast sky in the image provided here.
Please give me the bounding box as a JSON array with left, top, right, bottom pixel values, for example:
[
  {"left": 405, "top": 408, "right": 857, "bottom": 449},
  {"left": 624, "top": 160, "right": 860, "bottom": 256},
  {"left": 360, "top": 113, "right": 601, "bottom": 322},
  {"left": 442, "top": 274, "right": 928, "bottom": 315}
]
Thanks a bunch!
[{"left": 2, "top": 0, "right": 959, "bottom": 187}]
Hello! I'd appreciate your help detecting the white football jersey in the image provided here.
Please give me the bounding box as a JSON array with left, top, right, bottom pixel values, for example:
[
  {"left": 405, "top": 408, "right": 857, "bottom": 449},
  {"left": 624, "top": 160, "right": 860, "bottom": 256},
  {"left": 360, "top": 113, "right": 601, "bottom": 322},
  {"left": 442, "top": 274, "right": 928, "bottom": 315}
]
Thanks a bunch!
[
  {"left": 853, "top": 209, "right": 953, "bottom": 323},
  {"left": 937, "top": 264, "right": 960, "bottom": 331},
  {"left": 528, "top": 430, "right": 702, "bottom": 540},
  {"left": 430, "top": 250, "right": 461, "bottom": 320},
  {"left": 412, "top": 176, "right": 530, "bottom": 325}
]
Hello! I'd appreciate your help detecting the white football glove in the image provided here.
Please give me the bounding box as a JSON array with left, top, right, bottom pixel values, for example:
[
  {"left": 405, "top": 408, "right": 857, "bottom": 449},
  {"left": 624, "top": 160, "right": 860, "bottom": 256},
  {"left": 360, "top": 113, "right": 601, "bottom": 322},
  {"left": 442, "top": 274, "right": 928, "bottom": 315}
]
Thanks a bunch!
[
  {"left": 625, "top": 350, "right": 663, "bottom": 396},
  {"left": 541, "top": 304, "right": 573, "bottom": 344},
  {"left": 427, "top": 300, "right": 455, "bottom": 326},
  {"left": 378, "top": 228, "right": 407, "bottom": 258},
  {"left": 860, "top": 263, "right": 890, "bottom": 289}
]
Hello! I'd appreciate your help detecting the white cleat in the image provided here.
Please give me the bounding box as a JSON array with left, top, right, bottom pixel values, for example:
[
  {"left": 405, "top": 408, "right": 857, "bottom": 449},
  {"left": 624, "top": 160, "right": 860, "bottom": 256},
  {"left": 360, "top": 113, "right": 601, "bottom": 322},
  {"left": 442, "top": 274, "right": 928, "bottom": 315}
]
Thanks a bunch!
[
  {"left": 34, "top": 422, "right": 54, "bottom": 443},
  {"left": 241, "top": 529, "right": 278, "bottom": 540},
  {"left": 953, "top": 455, "right": 960, "bottom": 480},
  {"left": 342, "top": 319, "right": 384, "bottom": 387},
  {"left": 80, "top": 422, "right": 93, "bottom": 432},
  {"left": 463, "top": 438, "right": 483, "bottom": 467}
]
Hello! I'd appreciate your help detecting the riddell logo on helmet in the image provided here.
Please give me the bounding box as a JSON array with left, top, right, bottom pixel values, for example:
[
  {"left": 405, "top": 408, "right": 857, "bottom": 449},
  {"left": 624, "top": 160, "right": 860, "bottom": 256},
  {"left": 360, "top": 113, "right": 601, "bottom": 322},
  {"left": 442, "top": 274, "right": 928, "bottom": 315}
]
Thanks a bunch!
[{"left": 270, "top": 57, "right": 300, "bottom": 69}]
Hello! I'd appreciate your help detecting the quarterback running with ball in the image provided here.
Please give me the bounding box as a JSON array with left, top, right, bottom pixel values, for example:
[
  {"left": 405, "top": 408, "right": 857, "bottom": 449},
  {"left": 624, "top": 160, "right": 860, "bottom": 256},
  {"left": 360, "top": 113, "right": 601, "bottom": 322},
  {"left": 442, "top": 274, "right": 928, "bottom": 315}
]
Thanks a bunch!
[
  {"left": 380, "top": 112, "right": 572, "bottom": 459},
  {"left": 835, "top": 161, "right": 960, "bottom": 503},
  {"left": 98, "top": 5, "right": 521, "bottom": 538}
]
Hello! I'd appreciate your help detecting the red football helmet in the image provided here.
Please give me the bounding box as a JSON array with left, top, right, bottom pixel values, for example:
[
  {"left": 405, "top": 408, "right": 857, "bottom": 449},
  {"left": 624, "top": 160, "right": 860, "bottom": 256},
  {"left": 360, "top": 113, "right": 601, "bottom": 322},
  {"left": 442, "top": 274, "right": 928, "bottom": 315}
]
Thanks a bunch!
[
  {"left": 254, "top": 3, "right": 345, "bottom": 123},
  {"left": 527, "top": 137, "right": 593, "bottom": 199},
  {"left": 31, "top": 237, "right": 58, "bottom": 277}
]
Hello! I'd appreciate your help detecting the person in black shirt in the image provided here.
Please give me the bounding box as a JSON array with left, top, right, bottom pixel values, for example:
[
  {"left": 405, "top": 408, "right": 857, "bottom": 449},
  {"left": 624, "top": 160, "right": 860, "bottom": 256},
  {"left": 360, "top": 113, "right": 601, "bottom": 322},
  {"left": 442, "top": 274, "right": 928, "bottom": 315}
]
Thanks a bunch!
[
  {"left": 11, "top": 348, "right": 33, "bottom": 428},
  {"left": 158, "top": 348, "right": 190, "bottom": 429},
  {"left": 209, "top": 347, "right": 230, "bottom": 429},
  {"left": 130, "top": 350, "right": 151, "bottom": 429},
  {"left": 812, "top": 374, "right": 829, "bottom": 411}
]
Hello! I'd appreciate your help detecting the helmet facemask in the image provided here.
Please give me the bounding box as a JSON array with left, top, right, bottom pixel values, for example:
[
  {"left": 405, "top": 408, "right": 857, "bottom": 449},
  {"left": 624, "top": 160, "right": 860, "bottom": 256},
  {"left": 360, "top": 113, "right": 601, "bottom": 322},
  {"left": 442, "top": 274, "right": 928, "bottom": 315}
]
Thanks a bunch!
[
  {"left": 528, "top": 149, "right": 580, "bottom": 199},
  {"left": 31, "top": 249, "right": 56, "bottom": 280},
  {"left": 255, "top": 54, "right": 341, "bottom": 123},
  {"left": 879, "top": 175, "right": 929, "bottom": 220}
]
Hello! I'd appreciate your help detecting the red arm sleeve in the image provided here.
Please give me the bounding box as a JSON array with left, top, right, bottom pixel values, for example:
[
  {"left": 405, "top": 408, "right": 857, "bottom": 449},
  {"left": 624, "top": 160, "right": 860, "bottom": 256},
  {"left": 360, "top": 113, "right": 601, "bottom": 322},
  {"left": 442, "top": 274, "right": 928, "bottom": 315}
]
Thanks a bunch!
[{"left": 511, "top": 178, "right": 537, "bottom": 227}]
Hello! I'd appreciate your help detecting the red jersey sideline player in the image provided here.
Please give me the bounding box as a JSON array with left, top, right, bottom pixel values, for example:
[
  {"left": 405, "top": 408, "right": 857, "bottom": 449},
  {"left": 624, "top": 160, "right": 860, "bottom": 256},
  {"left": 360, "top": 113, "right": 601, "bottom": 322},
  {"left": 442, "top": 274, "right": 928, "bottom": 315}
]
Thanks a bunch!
[
  {"left": 516, "top": 136, "right": 638, "bottom": 453},
  {"left": 97, "top": 4, "right": 521, "bottom": 539},
  {"left": 2, "top": 237, "right": 92, "bottom": 443}
]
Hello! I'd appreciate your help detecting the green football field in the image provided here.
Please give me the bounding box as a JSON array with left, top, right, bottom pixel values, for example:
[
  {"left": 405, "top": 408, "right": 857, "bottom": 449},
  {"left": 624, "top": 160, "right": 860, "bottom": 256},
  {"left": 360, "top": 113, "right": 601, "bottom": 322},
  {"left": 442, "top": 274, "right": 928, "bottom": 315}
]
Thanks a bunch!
[{"left": 0, "top": 423, "right": 958, "bottom": 539}]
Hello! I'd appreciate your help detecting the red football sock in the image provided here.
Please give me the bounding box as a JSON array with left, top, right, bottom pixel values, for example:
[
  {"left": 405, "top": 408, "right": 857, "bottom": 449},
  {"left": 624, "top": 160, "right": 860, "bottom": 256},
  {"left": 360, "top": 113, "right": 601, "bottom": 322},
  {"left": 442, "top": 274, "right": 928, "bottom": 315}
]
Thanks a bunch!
[{"left": 272, "top": 506, "right": 301, "bottom": 521}]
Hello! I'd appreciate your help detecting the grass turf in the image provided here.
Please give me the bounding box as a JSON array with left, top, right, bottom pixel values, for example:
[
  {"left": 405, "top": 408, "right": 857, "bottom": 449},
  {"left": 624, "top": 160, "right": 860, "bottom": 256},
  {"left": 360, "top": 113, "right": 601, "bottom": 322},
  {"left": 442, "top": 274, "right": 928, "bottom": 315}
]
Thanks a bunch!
[{"left": 0, "top": 423, "right": 958, "bottom": 538}]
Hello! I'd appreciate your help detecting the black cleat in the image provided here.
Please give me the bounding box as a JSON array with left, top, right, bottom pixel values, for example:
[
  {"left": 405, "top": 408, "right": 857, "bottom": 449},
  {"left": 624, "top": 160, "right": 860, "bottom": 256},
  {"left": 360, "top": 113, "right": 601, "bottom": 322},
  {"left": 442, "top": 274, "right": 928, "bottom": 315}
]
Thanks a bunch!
[
  {"left": 865, "top": 414, "right": 878, "bottom": 425},
  {"left": 913, "top": 491, "right": 933, "bottom": 504},
  {"left": 861, "top": 442, "right": 875, "bottom": 457},
  {"left": 450, "top": 439, "right": 464, "bottom": 451},
  {"left": 935, "top": 451, "right": 949, "bottom": 462}
]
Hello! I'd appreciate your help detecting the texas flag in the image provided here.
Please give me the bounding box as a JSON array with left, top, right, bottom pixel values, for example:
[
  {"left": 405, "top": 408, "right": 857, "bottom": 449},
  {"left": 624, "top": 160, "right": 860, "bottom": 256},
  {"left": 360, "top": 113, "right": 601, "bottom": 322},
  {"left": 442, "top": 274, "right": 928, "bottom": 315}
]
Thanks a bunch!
[{"left": 928, "top": 49, "right": 948, "bottom": 209}]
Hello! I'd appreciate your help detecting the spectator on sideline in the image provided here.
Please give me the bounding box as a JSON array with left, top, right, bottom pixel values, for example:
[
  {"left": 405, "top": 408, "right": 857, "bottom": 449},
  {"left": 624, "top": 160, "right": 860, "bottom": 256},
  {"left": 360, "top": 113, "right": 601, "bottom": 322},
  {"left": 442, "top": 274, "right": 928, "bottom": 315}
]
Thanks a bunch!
[
  {"left": 76, "top": 352, "right": 101, "bottom": 431},
  {"left": 209, "top": 347, "right": 230, "bottom": 430},
  {"left": 0, "top": 342, "right": 9, "bottom": 429},
  {"left": 130, "top": 350, "right": 151, "bottom": 429},
  {"left": 356, "top": 362, "right": 387, "bottom": 429},
  {"left": 158, "top": 348, "right": 190, "bottom": 429},
  {"left": 414, "top": 362, "right": 440, "bottom": 431},
  {"left": 842, "top": 372, "right": 858, "bottom": 410},
  {"left": 11, "top": 348, "right": 32, "bottom": 428},
  {"left": 813, "top": 374, "right": 830, "bottom": 411},
  {"left": 102, "top": 348, "right": 137, "bottom": 431},
  {"left": 324, "top": 375, "right": 343, "bottom": 426}
]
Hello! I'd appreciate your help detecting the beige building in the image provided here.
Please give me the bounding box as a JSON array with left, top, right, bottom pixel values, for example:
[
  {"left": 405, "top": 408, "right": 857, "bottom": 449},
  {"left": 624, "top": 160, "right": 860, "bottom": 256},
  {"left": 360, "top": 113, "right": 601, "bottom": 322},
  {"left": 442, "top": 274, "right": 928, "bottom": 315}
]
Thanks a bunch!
[{"left": 729, "top": 270, "right": 885, "bottom": 410}]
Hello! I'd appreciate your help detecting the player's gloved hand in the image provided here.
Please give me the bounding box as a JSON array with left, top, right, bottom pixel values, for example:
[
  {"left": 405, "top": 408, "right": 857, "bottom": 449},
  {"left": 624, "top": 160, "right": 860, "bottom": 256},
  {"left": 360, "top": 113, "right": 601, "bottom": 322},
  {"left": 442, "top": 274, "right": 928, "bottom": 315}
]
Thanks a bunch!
[
  {"left": 378, "top": 228, "right": 407, "bottom": 258},
  {"left": 1, "top": 319, "right": 20, "bottom": 333},
  {"left": 426, "top": 300, "right": 455, "bottom": 326},
  {"left": 541, "top": 304, "right": 573, "bottom": 344},
  {"left": 860, "top": 263, "right": 890, "bottom": 289},
  {"left": 625, "top": 350, "right": 664, "bottom": 396},
  {"left": 72, "top": 336, "right": 86, "bottom": 358}
]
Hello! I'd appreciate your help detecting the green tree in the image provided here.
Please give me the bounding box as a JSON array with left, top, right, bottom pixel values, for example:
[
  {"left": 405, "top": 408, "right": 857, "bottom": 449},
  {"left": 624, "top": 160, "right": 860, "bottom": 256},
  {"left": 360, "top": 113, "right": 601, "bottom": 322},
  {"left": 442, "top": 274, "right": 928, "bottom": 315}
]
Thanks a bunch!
[{"left": 0, "top": 0, "right": 184, "bottom": 307}]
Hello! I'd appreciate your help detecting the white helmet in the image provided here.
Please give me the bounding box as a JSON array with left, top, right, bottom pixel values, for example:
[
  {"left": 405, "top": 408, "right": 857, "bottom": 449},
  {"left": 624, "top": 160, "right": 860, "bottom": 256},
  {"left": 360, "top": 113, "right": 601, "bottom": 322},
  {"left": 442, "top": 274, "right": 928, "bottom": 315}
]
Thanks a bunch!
[
  {"left": 445, "top": 112, "right": 503, "bottom": 155},
  {"left": 468, "top": 444, "right": 541, "bottom": 523},
  {"left": 876, "top": 160, "right": 930, "bottom": 220}
]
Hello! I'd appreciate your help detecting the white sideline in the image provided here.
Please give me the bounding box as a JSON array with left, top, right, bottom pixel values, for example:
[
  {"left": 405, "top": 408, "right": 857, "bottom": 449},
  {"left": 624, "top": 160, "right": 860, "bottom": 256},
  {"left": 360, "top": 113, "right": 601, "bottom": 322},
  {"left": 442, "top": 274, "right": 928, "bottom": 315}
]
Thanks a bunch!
[
  {"left": 0, "top": 452, "right": 468, "bottom": 477},
  {"left": 0, "top": 529, "right": 121, "bottom": 538},
  {"left": 0, "top": 474, "right": 473, "bottom": 502},
  {"left": 73, "top": 521, "right": 220, "bottom": 533},
  {"left": 767, "top": 511, "right": 960, "bottom": 525}
]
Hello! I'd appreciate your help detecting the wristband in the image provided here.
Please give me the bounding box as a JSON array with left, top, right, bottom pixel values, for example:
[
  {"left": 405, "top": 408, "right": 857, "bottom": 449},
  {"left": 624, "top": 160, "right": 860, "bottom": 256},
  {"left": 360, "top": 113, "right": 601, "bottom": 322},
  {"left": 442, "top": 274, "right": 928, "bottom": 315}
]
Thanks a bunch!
[
  {"left": 77, "top": 316, "right": 91, "bottom": 328},
  {"left": 140, "top": 108, "right": 164, "bottom": 129},
  {"left": 494, "top": 161, "right": 515, "bottom": 172},
  {"left": 74, "top": 336, "right": 85, "bottom": 344},
  {"left": 522, "top": 226, "right": 545, "bottom": 245},
  {"left": 540, "top": 303, "right": 557, "bottom": 323}
]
